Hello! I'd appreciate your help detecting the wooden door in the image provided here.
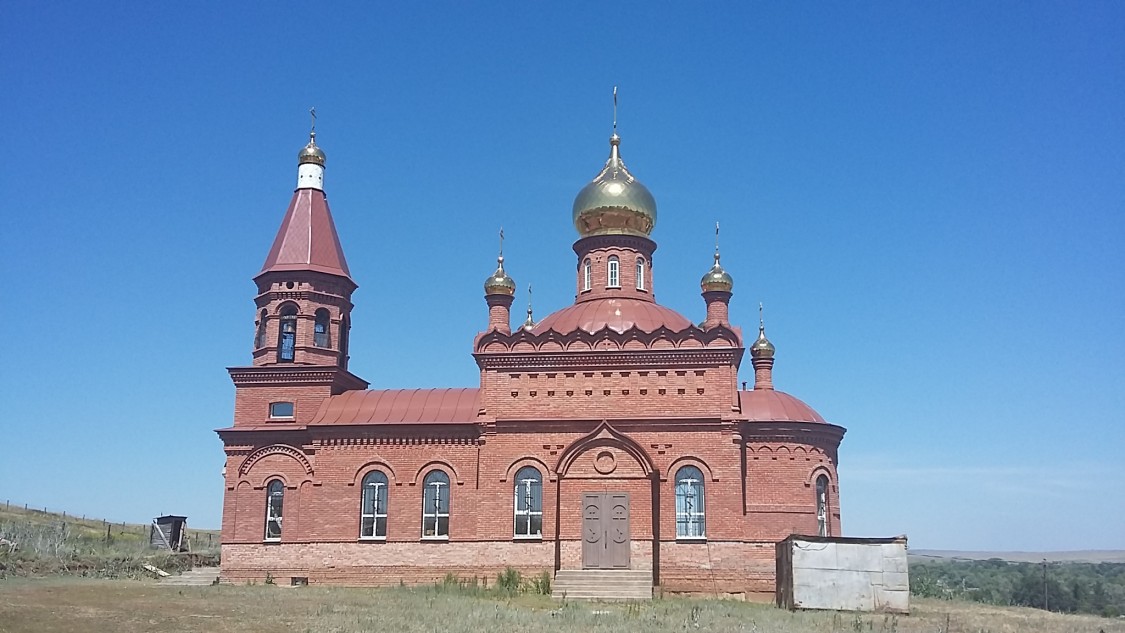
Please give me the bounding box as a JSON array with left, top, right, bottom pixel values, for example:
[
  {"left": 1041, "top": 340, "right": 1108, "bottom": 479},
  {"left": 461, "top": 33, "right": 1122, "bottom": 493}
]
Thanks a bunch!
[
  {"left": 581, "top": 492, "right": 630, "bottom": 569},
  {"left": 606, "top": 493, "right": 630, "bottom": 568}
]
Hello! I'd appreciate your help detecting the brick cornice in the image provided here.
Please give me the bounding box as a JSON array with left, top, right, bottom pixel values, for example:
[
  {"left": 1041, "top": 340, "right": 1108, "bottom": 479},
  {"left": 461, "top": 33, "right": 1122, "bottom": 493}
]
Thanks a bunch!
[
  {"left": 572, "top": 234, "right": 657, "bottom": 257},
  {"left": 474, "top": 323, "right": 744, "bottom": 356},
  {"left": 474, "top": 347, "right": 743, "bottom": 371},
  {"left": 227, "top": 365, "right": 369, "bottom": 391},
  {"left": 740, "top": 421, "right": 847, "bottom": 447}
]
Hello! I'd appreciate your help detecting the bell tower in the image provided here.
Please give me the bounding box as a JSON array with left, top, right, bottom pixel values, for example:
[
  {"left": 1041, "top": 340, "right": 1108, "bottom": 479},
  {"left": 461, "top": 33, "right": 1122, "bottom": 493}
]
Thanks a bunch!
[{"left": 229, "top": 119, "right": 368, "bottom": 426}]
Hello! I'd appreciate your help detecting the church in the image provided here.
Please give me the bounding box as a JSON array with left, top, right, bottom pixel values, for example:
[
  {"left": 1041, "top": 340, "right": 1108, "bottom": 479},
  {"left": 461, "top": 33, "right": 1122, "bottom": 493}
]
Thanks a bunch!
[{"left": 216, "top": 118, "right": 846, "bottom": 599}]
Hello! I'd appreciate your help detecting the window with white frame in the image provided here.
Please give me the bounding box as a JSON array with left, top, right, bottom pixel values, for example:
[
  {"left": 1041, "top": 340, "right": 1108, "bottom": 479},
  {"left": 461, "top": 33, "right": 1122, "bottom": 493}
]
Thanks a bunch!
[
  {"left": 816, "top": 474, "right": 829, "bottom": 537},
  {"left": 513, "top": 466, "right": 543, "bottom": 538},
  {"left": 582, "top": 258, "right": 592, "bottom": 292},
  {"left": 607, "top": 256, "right": 620, "bottom": 288},
  {"left": 636, "top": 257, "right": 646, "bottom": 290},
  {"left": 675, "top": 466, "right": 706, "bottom": 538},
  {"left": 421, "top": 470, "right": 450, "bottom": 538},
  {"left": 265, "top": 480, "right": 284, "bottom": 541},
  {"left": 360, "top": 470, "right": 389, "bottom": 539},
  {"left": 268, "top": 401, "right": 294, "bottom": 419}
]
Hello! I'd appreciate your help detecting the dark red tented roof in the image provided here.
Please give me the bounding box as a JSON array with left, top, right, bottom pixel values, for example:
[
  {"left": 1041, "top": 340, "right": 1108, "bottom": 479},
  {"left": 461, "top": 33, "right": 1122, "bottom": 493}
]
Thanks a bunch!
[
  {"left": 532, "top": 297, "right": 693, "bottom": 335},
  {"left": 259, "top": 188, "right": 352, "bottom": 281},
  {"left": 739, "top": 389, "right": 827, "bottom": 424},
  {"left": 309, "top": 388, "right": 481, "bottom": 425}
]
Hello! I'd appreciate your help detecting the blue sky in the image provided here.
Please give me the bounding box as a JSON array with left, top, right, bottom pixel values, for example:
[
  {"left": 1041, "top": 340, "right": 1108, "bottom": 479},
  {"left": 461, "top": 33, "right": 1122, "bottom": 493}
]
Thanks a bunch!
[{"left": 1, "top": 2, "right": 1121, "bottom": 551}]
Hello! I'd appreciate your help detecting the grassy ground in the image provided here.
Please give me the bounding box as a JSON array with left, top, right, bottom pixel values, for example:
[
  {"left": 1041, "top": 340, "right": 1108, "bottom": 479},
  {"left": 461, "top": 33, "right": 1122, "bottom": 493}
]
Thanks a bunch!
[
  {"left": 0, "top": 504, "right": 220, "bottom": 548},
  {"left": 1, "top": 578, "right": 1123, "bottom": 633},
  {"left": 0, "top": 505, "right": 219, "bottom": 579}
]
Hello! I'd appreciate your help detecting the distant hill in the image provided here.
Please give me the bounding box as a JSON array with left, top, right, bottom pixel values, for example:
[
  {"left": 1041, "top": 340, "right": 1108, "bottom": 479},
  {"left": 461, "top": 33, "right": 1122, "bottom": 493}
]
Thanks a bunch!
[{"left": 910, "top": 549, "right": 1125, "bottom": 563}]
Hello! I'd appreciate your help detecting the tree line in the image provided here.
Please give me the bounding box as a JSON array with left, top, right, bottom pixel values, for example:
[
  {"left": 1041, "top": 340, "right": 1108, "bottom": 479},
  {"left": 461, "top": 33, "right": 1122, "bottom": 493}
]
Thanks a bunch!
[{"left": 910, "top": 557, "right": 1125, "bottom": 618}]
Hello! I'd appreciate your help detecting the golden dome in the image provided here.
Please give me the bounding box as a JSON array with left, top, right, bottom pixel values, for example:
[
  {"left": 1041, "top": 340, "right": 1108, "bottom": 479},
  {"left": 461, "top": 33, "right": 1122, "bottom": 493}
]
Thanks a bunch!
[
  {"left": 298, "top": 132, "right": 326, "bottom": 166},
  {"left": 701, "top": 253, "right": 734, "bottom": 293},
  {"left": 572, "top": 134, "right": 657, "bottom": 238},
  {"left": 484, "top": 256, "right": 516, "bottom": 296},
  {"left": 750, "top": 322, "right": 775, "bottom": 359}
]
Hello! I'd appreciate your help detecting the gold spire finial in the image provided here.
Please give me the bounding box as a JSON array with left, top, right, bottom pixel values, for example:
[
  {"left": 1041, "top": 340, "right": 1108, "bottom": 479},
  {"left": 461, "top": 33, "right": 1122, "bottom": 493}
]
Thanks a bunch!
[
  {"left": 612, "top": 86, "right": 618, "bottom": 135},
  {"left": 523, "top": 283, "right": 535, "bottom": 329},
  {"left": 498, "top": 226, "right": 505, "bottom": 260},
  {"left": 715, "top": 221, "right": 721, "bottom": 263},
  {"left": 751, "top": 301, "right": 775, "bottom": 359},
  {"left": 309, "top": 107, "right": 317, "bottom": 134}
]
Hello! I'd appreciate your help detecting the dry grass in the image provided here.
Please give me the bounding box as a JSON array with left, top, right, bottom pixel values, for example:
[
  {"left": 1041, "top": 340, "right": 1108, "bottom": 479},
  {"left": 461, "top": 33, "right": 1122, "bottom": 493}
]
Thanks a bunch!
[
  {"left": 1, "top": 578, "right": 1123, "bottom": 633},
  {"left": 0, "top": 505, "right": 219, "bottom": 579}
]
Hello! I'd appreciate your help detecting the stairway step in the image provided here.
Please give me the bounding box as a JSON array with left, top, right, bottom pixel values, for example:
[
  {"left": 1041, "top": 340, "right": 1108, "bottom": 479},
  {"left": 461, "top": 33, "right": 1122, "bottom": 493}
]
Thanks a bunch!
[{"left": 551, "top": 569, "right": 653, "bottom": 601}]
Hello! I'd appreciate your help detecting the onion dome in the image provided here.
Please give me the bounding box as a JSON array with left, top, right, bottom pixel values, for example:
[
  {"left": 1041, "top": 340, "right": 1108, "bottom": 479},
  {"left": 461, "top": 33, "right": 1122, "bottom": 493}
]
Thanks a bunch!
[
  {"left": 298, "top": 132, "right": 326, "bottom": 166},
  {"left": 483, "top": 256, "right": 516, "bottom": 296},
  {"left": 701, "top": 252, "right": 734, "bottom": 292},
  {"left": 522, "top": 285, "right": 536, "bottom": 330},
  {"left": 750, "top": 321, "right": 775, "bottom": 359},
  {"left": 522, "top": 305, "right": 535, "bottom": 331},
  {"left": 572, "top": 134, "right": 657, "bottom": 238}
]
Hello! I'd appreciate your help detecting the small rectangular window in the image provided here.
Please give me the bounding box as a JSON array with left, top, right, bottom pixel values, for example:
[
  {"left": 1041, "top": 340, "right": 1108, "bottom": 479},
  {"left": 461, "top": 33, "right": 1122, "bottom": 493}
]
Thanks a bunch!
[{"left": 269, "top": 402, "right": 295, "bottom": 419}]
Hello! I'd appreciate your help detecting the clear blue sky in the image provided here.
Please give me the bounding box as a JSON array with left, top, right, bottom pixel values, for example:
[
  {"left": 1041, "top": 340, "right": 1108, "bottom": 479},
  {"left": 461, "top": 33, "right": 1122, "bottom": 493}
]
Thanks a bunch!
[{"left": 2, "top": 2, "right": 1121, "bottom": 551}]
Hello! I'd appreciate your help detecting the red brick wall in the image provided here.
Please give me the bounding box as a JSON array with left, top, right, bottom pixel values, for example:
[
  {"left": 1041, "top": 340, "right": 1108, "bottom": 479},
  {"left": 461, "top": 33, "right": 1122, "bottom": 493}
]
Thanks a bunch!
[
  {"left": 219, "top": 417, "right": 841, "bottom": 595},
  {"left": 480, "top": 367, "right": 740, "bottom": 421}
]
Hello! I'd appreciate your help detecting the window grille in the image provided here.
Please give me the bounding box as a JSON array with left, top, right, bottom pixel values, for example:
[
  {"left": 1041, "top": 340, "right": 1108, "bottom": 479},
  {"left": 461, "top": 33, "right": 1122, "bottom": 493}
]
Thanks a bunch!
[
  {"left": 675, "top": 466, "right": 706, "bottom": 538},
  {"left": 422, "top": 471, "right": 450, "bottom": 538},
  {"left": 360, "top": 471, "right": 388, "bottom": 539},
  {"left": 265, "top": 480, "right": 284, "bottom": 541},
  {"left": 513, "top": 466, "right": 543, "bottom": 538}
]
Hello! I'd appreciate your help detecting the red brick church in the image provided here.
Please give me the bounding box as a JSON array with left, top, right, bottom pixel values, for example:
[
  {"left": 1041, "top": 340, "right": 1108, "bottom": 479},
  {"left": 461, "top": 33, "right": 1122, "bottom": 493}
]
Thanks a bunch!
[{"left": 217, "top": 121, "right": 846, "bottom": 599}]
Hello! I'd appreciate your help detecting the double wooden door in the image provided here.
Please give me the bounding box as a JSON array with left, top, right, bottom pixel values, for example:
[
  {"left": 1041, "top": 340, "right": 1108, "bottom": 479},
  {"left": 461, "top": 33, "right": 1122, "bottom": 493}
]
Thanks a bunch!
[{"left": 582, "top": 492, "right": 630, "bottom": 569}]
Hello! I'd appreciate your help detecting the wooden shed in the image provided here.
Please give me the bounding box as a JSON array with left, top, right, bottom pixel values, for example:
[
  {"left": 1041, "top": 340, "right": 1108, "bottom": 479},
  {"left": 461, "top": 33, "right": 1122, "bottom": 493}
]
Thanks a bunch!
[{"left": 150, "top": 515, "right": 188, "bottom": 552}]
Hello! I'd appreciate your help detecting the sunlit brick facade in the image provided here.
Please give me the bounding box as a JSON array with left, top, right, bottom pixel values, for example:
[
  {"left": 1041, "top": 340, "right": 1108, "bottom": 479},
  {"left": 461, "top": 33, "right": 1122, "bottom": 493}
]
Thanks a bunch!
[{"left": 217, "top": 128, "right": 846, "bottom": 600}]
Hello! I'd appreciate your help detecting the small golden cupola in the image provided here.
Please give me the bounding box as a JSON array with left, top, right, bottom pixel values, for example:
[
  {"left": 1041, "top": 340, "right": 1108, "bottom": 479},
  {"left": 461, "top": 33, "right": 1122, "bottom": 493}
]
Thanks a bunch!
[
  {"left": 483, "top": 255, "right": 516, "bottom": 297},
  {"left": 700, "top": 252, "right": 734, "bottom": 293},
  {"left": 750, "top": 305, "right": 776, "bottom": 359},
  {"left": 700, "top": 223, "right": 735, "bottom": 329},
  {"left": 750, "top": 304, "right": 776, "bottom": 390},
  {"left": 701, "top": 223, "right": 734, "bottom": 293},
  {"left": 483, "top": 229, "right": 517, "bottom": 334},
  {"left": 296, "top": 108, "right": 327, "bottom": 190},
  {"left": 572, "top": 89, "right": 657, "bottom": 238},
  {"left": 297, "top": 132, "right": 326, "bottom": 166}
]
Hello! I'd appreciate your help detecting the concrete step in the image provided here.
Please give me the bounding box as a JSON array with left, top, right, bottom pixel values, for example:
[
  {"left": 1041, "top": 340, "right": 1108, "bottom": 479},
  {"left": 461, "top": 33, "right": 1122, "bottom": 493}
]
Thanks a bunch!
[
  {"left": 552, "top": 569, "right": 653, "bottom": 601},
  {"left": 160, "top": 567, "right": 220, "bottom": 586}
]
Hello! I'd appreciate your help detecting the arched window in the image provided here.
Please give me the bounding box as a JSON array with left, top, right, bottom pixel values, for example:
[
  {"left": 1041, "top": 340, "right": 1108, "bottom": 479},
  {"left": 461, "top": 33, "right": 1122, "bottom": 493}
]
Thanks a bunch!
[
  {"left": 254, "top": 309, "right": 267, "bottom": 349},
  {"left": 265, "top": 480, "right": 284, "bottom": 541},
  {"left": 277, "top": 305, "right": 297, "bottom": 362},
  {"left": 816, "top": 475, "right": 829, "bottom": 537},
  {"left": 607, "top": 256, "right": 620, "bottom": 288},
  {"left": 513, "top": 466, "right": 543, "bottom": 538},
  {"left": 675, "top": 466, "right": 706, "bottom": 538},
  {"left": 314, "top": 308, "right": 331, "bottom": 348},
  {"left": 421, "top": 470, "right": 450, "bottom": 539},
  {"left": 360, "top": 471, "right": 389, "bottom": 539},
  {"left": 582, "top": 259, "right": 592, "bottom": 292},
  {"left": 636, "top": 257, "right": 646, "bottom": 290}
]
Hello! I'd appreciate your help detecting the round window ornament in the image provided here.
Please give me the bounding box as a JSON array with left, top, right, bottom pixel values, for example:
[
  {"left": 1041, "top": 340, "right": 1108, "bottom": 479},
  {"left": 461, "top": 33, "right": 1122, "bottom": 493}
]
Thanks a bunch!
[{"left": 594, "top": 450, "right": 617, "bottom": 474}]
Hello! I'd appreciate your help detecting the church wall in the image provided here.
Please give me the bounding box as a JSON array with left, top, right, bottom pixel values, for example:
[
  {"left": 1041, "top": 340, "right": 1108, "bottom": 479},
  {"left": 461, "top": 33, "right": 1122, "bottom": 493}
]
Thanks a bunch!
[
  {"left": 481, "top": 365, "right": 740, "bottom": 421},
  {"left": 232, "top": 384, "right": 333, "bottom": 426},
  {"left": 745, "top": 442, "right": 841, "bottom": 540},
  {"left": 221, "top": 541, "right": 553, "bottom": 586},
  {"left": 659, "top": 541, "right": 777, "bottom": 600}
]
